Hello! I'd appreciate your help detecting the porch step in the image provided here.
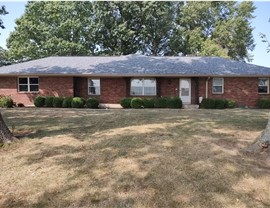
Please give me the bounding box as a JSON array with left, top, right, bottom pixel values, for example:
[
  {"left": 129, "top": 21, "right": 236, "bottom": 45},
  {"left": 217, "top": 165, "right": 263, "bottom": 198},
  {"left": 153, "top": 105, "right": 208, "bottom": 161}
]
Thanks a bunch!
[{"left": 183, "top": 104, "right": 199, "bottom": 109}]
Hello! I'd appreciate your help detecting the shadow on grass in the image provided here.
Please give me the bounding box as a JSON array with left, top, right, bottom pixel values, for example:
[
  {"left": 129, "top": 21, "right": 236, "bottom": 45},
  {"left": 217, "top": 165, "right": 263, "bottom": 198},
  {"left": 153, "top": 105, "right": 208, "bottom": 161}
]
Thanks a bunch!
[{"left": 1, "top": 108, "right": 270, "bottom": 207}]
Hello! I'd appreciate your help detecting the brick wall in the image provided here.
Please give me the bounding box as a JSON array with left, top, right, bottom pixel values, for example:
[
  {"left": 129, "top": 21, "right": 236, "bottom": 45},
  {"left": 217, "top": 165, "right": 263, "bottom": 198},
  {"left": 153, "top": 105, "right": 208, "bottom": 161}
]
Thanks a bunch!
[
  {"left": 199, "top": 77, "right": 270, "bottom": 107},
  {"left": 39, "top": 77, "right": 73, "bottom": 97},
  {"left": 0, "top": 76, "right": 73, "bottom": 106},
  {"left": 74, "top": 77, "right": 127, "bottom": 103}
]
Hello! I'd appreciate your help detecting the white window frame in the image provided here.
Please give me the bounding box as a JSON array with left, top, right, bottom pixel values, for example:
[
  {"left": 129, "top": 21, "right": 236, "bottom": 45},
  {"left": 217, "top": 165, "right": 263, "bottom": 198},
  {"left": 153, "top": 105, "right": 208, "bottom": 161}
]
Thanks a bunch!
[
  {"left": 212, "top": 78, "right": 224, "bottom": 94},
  {"left": 18, "top": 77, "right": 39, "bottom": 93},
  {"left": 258, "top": 78, "right": 269, "bottom": 94},
  {"left": 130, "top": 78, "right": 157, "bottom": 96},
  {"left": 88, "top": 78, "right": 100, "bottom": 95}
]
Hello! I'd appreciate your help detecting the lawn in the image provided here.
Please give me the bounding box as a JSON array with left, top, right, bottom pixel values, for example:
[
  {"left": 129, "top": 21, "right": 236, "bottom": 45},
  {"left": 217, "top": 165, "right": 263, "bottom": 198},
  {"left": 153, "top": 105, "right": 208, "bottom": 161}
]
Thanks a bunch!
[{"left": 0, "top": 108, "right": 270, "bottom": 208}]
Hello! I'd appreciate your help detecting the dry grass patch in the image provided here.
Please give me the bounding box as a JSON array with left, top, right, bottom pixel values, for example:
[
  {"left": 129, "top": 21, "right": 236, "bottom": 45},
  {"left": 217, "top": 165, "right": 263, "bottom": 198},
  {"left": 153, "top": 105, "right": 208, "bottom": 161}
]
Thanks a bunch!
[{"left": 0, "top": 108, "right": 270, "bottom": 207}]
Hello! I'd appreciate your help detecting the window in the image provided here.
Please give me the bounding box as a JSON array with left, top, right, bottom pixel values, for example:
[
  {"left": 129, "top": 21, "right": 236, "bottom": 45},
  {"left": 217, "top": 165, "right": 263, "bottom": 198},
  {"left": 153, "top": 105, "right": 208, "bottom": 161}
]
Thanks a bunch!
[
  {"left": 212, "top": 78, "right": 224, "bottom": 94},
  {"left": 88, "top": 79, "right": 100, "bottom": 95},
  {"left": 18, "top": 77, "right": 39, "bottom": 92},
  {"left": 130, "top": 78, "right": 156, "bottom": 96},
  {"left": 258, "top": 78, "right": 269, "bottom": 94}
]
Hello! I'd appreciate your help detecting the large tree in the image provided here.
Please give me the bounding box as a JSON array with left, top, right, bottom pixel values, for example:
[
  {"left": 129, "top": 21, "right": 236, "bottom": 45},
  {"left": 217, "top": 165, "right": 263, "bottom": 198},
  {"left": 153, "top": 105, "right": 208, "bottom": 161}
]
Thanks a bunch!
[
  {"left": 0, "top": 5, "right": 16, "bottom": 143},
  {"left": 7, "top": 1, "right": 255, "bottom": 61},
  {"left": 7, "top": 1, "right": 95, "bottom": 62}
]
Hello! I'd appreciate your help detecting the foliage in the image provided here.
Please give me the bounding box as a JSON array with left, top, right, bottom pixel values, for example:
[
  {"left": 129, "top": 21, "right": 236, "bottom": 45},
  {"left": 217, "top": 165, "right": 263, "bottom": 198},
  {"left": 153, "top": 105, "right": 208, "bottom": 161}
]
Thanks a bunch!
[
  {"left": 201, "top": 98, "right": 237, "bottom": 109},
  {"left": 62, "top": 97, "right": 73, "bottom": 108},
  {"left": 215, "top": 99, "right": 227, "bottom": 109},
  {"left": 226, "top": 99, "right": 237, "bottom": 108},
  {"left": 166, "top": 97, "right": 182, "bottom": 108},
  {"left": 200, "top": 98, "right": 216, "bottom": 109},
  {"left": 258, "top": 98, "right": 270, "bottom": 109},
  {"left": 71, "top": 97, "right": 85, "bottom": 108},
  {"left": 86, "top": 98, "right": 99, "bottom": 109},
  {"left": 120, "top": 98, "right": 132, "bottom": 108},
  {"left": 131, "top": 98, "right": 144, "bottom": 109},
  {"left": 0, "top": 96, "right": 13, "bottom": 108},
  {"left": 154, "top": 97, "right": 167, "bottom": 108},
  {"left": 45, "top": 96, "right": 54, "bottom": 107},
  {"left": 53, "top": 97, "right": 64, "bottom": 108},
  {"left": 34, "top": 96, "right": 45, "bottom": 107},
  {"left": 0, "top": 5, "right": 8, "bottom": 31},
  {"left": 7, "top": 1, "right": 255, "bottom": 61},
  {"left": 142, "top": 98, "right": 155, "bottom": 108}
]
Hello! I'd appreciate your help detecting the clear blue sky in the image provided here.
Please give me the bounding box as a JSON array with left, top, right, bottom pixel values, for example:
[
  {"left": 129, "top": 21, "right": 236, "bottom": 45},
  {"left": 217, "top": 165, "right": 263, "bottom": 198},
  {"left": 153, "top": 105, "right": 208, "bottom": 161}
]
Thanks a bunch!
[{"left": 0, "top": 1, "right": 270, "bottom": 67}]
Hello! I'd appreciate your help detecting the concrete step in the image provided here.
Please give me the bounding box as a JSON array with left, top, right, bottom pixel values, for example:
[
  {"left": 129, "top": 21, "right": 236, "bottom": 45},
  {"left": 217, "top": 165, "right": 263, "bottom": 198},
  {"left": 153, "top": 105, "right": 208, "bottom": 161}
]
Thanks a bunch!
[{"left": 183, "top": 104, "right": 199, "bottom": 109}]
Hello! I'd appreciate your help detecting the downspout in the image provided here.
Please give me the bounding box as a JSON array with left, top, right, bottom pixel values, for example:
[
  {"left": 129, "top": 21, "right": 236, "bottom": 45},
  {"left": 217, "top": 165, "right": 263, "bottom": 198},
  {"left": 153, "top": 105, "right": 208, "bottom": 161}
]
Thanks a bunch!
[{"left": 206, "top": 77, "right": 211, "bottom": 98}]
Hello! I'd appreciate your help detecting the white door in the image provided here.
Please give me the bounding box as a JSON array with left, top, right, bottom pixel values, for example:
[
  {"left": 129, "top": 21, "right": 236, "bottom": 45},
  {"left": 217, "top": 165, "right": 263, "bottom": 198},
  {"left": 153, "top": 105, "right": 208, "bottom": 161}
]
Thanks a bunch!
[{"left": 179, "top": 79, "right": 191, "bottom": 104}]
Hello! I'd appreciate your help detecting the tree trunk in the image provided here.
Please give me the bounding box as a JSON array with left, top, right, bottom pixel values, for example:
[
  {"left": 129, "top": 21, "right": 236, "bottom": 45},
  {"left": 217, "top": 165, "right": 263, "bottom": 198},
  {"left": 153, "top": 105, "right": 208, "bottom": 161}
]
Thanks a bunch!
[
  {"left": 244, "top": 114, "right": 270, "bottom": 156},
  {"left": 0, "top": 112, "right": 16, "bottom": 143}
]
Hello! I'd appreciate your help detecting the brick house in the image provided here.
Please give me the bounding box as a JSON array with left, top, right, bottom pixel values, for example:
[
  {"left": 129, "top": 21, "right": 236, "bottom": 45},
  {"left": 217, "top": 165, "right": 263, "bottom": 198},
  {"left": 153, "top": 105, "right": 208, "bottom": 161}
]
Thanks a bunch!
[{"left": 0, "top": 55, "right": 270, "bottom": 107}]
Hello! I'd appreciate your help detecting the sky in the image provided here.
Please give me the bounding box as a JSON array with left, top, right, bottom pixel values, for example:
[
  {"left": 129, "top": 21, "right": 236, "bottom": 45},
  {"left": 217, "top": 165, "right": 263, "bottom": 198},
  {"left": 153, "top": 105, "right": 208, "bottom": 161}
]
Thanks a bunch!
[{"left": 0, "top": 1, "right": 270, "bottom": 67}]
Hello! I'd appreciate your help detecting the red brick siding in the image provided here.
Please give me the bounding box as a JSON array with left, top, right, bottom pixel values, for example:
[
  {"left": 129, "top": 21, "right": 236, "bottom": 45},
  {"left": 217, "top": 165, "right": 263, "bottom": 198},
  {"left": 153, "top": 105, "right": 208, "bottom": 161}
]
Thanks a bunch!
[
  {"left": 39, "top": 77, "right": 73, "bottom": 97},
  {"left": 0, "top": 76, "right": 73, "bottom": 106},
  {"left": 159, "top": 78, "right": 179, "bottom": 97},
  {"left": 100, "top": 78, "right": 127, "bottom": 103},
  {"left": 74, "top": 77, "right": 127, "bottom": 103},
  {"left": 0, "top": 77, "right": 36, "bottom": 105},
  {"left": 198, "top": 77, "right": 270, "bottom": 107}
]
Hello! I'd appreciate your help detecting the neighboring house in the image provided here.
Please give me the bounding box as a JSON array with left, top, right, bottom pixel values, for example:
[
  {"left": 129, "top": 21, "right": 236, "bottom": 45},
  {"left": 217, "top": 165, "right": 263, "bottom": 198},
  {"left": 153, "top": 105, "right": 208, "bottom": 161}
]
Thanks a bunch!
[{"left": 0, "top": 54, "right": 270, "bottom": 107}]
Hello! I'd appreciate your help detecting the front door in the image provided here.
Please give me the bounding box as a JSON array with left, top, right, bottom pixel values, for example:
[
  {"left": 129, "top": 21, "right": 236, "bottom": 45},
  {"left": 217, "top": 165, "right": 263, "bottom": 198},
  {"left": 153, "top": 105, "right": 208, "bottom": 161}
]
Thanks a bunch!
[{"left": 179, "top": 79, "right": 191, "bottom": 104}]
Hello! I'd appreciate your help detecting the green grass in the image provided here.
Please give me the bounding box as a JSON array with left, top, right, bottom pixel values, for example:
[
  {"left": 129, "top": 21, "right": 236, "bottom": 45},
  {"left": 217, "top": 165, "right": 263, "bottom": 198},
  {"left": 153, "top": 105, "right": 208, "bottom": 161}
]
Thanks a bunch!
[{"left": 0, "top": 108, "right": 270, "bottom": 208}]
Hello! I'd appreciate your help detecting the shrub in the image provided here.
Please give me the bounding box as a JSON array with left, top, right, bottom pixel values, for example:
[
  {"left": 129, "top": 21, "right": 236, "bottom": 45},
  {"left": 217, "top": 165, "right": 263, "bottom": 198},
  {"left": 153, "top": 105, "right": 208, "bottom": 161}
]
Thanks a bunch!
[
  {"left": 258, "top": 98, "right": 270, "bottom": 109},
  {"left": 62, "top": 97, "right": 73, "bottom": 108},
  {"left": 45, "top": 96, "right": 54, "bottom": 107},
  {"left": 53, "top": 97, "right": 64, "bottom": 108},
  {"left": 226, "top": 99, "right": 237, "bottom": 108},
  {"left": 120, "top": 98, "right": 132, "bottom": 108},
  {"left": 86, "top": 98, "right": 99, "bottom": 109},
  {"left": 200, "top": 98, "right": 216, "bottom": 109},
  {"left": 142, "top": 98, "right": 155, "bottom": 108},
  {"left": 154, "top": 97, "right": 167, "bottom": 108},
  {"left": 215, "top": 99, "right": 227, "bottom": 109},
  {"left": 131, "top": 98, "right": 144, "bottom": 108},
  {"left": 166, "top": 97, "right": 182, "bottom": 108},
  {"left": 0, "top": 96, "right": 13, "bottom": 108},
  {"left": 71, "top": 97, "right": 85, "bottom": 108},
  {"left": 34, "top": 96, "right": 45, "bottom": 107}
]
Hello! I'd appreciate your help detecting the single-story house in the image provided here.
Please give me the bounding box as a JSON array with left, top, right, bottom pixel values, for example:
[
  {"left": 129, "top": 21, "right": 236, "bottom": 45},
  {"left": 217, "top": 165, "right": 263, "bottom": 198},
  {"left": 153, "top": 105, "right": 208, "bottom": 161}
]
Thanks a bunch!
[{"left": 0, "top": 54, "right": 270, "bottom": 107}]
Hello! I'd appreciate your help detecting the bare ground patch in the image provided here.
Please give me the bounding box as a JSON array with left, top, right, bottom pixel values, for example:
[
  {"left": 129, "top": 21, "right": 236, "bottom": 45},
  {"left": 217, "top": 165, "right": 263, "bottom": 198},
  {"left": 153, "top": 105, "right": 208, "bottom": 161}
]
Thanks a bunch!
[{"left": 0, "top": 108, "right": 270, "bottom": 207}]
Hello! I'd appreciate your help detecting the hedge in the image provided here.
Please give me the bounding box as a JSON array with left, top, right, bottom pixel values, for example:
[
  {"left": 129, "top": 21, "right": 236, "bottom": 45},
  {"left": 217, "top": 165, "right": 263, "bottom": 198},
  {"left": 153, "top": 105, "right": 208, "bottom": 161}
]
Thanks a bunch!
[
  {"left": 0, "top": 96, "right": 13, "bottom": 108},
  {"left": 86, "top": 98, "right": 100, "bottom": 108},
  {"left": 154, "top": 97, "right": 167, "bottom": 108},
  {"left": 120, "top": 98, "right": 132, "bottom": 108},
  {"left": 200, "top": 98, "right": 237, "bottom": 109},
  {"left": 53, "top": 97, "right": 64, "bottom": 108},
  {"left": 131, "top": 98, "right": 144, "bottom": 108},
  {"left": 34, "top": 96, "right": 45, "bottom": 107},
  {"left": 62, "top": 97, "right": 73, "bottom": 108},
  {"left": 258, "top": 98, "right": 270, "bottom": 109},
  {"left": 71, "top": 97, "right": 85, "bottom": 108},
  {"left": 166, "top": 97, "right": 182, "bottom": 108},
  {"left": 45, "top": 96, "right": 54, "bottom": 107}
]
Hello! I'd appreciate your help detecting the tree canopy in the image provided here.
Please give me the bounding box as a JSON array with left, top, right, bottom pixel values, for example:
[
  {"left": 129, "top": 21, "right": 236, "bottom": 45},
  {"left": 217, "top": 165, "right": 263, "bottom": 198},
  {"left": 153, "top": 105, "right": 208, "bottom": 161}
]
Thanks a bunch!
[
  {"left": 7, "top": 1, "right": 256, "bottom": 62},
  {"left": 0, "top": 5, "right": 9, "bottom": 66}
]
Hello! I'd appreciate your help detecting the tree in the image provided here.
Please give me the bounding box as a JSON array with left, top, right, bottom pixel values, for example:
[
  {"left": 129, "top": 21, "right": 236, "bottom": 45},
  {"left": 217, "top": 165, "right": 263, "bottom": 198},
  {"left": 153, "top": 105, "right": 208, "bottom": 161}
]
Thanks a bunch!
[
  {"left": 260, "top": 18, "right": 270, "bottom": 53},
  {"left": 7, "top": 1, "right": 255, "bottom": 61},
  {"left": 0, "top": 5, "right": 16, "bottom": 143},
  {"left": 7, "top": 1, "right": 95, "bottom": 62}
]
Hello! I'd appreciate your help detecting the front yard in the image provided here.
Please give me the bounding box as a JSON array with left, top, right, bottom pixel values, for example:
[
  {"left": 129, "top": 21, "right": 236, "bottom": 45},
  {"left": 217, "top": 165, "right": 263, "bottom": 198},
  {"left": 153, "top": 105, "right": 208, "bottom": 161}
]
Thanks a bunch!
[{"left": 0, "top": 108, "right": 270, "bottom": 208}]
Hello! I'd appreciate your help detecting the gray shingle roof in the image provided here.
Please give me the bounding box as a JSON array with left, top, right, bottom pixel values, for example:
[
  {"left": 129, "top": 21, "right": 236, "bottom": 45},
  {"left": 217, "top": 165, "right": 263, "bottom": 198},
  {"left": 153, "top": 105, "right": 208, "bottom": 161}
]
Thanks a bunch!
[{"left": 0, "top": 55, "right": 270, "bottom": 77}]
